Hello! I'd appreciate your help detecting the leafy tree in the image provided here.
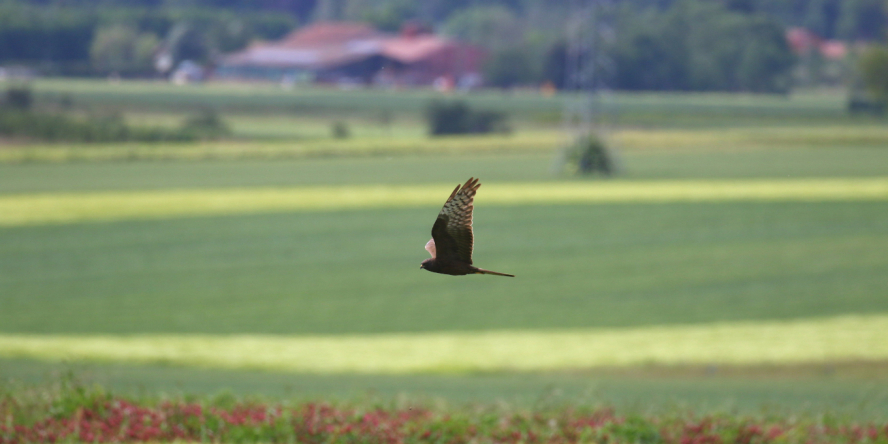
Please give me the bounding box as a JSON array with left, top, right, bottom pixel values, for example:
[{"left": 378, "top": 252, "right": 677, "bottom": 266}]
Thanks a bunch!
[
  {"left": 737, "top": 16, "right": 795, "bottom": 92},
  {"left": 441, "top": 5, "right": 523, "bottom": 51},
  {"left": 610, "top": 0, "right": 793, "bottom": 92},
  {"left": 313, "top": 0, "right": 346, "bottom": 21},
  {"left": 3, "top": 84, "right": 33, "bottom": 111},
  {"left": 542, "top": 40, "right": 567, "bottom": 89},
  {"left": 483, "top": 47, "right": 537, "bottom": 88},
  {"left": 837, "top": 0, "right": 886, "bottom": 40},
  {"left": 564, "top": 135, "right": 614, "bottom": 176},
  {"left": 441, "top": 4, "right": 546, "bottom": 88},
  {"left": 163, "top": 22, "right": 209, "bottom": 63},
  {"left": 0, "top": 3, "right": 95, "bottom": 65},
  {"left": 0, "top": 1, "right": 296, "bottom": 74},
  {"left": 426, "top": 100, "right": 508, "bottom": 135},
  {"left": 358, "top": 0, "right": 417, "bottom": 31},
  {"left": 611, "top": 6, "right": 691, "bottom": 90},
  {"left": 859, "top": 45, "right": 888, "bottom": 102},
  {"left": 802, "top": 0, "right": 841, "bottom": 38},
  {"left": 328, "top": 0, "right": 418, "bottom": 31},
  {"left": 90, "top": 25, "right": 159, "bottom": 74},
  {"left": 724, "top": 0, "right": 756, "bottom": 14}
]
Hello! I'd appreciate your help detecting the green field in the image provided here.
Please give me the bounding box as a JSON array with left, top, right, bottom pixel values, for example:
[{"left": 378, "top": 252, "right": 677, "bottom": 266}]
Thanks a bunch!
[
  {"left": 3, "top": 196, "right": 888, "bottom": 335},
  {"left": 2, "top": 80, "right": 888, "bottom": 417}
]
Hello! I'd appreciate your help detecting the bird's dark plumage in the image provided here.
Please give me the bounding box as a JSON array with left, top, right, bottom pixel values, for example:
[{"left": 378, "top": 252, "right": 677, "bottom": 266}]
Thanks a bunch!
[{"left": 420, "top": 177, "right": 514, "bottom": 277}]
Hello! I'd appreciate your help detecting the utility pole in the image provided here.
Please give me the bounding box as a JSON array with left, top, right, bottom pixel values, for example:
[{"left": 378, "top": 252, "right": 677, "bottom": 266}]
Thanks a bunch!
[{"left": 557, "top": 0, "right": 617, "bottom": 175}]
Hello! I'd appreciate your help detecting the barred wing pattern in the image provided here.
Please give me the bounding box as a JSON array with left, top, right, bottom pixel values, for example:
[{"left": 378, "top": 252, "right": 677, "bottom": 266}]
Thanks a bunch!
[{"left": 429, "top": 177, "right": 480, "bottom": 264}]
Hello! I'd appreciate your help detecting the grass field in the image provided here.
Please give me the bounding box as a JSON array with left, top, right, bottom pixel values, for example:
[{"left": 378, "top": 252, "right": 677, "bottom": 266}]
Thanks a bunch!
[
  {"left": 2, "top": 81, "right": 888, "bottom": 421},
  {"left": 3, "top": 198, "right": 888, "bottom": 335}
]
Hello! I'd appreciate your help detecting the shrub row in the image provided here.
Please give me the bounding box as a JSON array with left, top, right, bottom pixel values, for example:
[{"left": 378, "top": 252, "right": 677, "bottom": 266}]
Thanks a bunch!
[
  {"left": 0, "top": 109, "right": 230, "bottom": 143},
  {"left": 426, "top": 100, "right": 510, "bottom": 136}
]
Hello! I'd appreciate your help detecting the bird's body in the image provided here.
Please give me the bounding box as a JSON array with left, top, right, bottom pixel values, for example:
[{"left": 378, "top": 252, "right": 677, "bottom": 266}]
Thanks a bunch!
[{"left": 420, "top": 177, "right": 515, "bottom": 277}]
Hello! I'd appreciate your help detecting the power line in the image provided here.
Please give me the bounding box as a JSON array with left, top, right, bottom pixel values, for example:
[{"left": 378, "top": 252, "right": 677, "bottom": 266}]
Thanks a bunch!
[
  {"left": 563, "top": 0, "right": 615, "bottom": 140},
  {"left": 558, "top": 0, "right": 618, "bottom": 175}
]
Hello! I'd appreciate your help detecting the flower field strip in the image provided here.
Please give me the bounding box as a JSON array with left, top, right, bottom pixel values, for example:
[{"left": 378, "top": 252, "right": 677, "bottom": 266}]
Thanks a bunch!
[
  {"left": 3, "top": 178, "right": 888, "bottom": 226},
  {"left": 1, "top": 315, "right": 886, "bottom": 374},
  {"left": 5, "top": 396, "right": 888, "bottom": 444}
]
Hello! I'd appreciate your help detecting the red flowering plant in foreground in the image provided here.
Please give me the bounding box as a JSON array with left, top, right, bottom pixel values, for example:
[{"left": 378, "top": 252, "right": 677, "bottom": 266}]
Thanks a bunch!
[{"left": 2, "top": 380, "right": 887, "bottom": 444}]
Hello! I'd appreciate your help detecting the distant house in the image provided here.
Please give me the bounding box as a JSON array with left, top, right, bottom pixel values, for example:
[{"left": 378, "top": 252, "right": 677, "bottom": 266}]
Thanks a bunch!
[
  {"left": 215, "top": 22, "right": 486, "bottom": 88},
  {"left": 786, "top": 27, "right": 847, "bottom": 60}
]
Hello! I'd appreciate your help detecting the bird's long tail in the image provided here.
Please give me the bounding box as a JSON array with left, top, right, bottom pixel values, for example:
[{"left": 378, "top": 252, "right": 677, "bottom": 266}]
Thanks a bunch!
[{"left": 476, "top": 268, "right": 515, "bottom": 277}]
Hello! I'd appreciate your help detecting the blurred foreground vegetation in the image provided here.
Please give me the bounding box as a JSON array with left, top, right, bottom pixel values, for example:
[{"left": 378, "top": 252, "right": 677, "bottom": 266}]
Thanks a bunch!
[{"left": 1, "top": 372, "right": 887, "bottom": 443}]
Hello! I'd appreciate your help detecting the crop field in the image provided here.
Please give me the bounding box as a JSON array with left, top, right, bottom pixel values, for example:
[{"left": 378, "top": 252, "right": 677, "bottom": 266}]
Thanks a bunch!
[{"left": 2, "top": 81, "right": 888, "bottom": 435}]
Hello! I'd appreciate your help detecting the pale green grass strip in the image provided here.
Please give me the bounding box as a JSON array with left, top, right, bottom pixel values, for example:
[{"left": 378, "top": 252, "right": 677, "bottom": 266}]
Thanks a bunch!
[
  {"left": 0, "top": 132, "right": 560, "bottom": 163},
  {"left": 2, "top": 178, "right": 888, "bottom": 227},
  {"left": 6, "top": 126, "right": 888, "bottom": 163},
  {"left": 615, "top": 125, "right": 888, "bottom": 150},
  {"left": 0, "top": 315, "right": 886, "bottom": 374}
]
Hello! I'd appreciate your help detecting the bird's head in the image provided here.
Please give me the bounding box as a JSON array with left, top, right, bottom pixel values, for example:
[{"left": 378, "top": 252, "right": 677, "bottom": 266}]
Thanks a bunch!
[{"left": 419, "top": 258, "right": 433, "bottom": 271}]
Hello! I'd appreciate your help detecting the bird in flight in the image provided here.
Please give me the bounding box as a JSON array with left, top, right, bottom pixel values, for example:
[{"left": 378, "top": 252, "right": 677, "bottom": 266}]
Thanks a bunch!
[{"left": 420, "top": 177, "right": 515, "bottom": 277}]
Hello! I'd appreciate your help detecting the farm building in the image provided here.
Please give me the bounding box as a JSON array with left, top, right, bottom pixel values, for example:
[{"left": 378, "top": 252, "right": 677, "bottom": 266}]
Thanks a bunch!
[
  {"left": 215, "top": 22, "right": 486, "bottom": 88},
  {"left": 785, "top": 27, "right": 847, "bottom": 60}
]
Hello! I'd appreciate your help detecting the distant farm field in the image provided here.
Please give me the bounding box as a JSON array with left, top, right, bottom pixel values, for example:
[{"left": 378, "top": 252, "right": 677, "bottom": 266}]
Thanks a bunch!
[
  {"left": 3, "top": 81, "right": 888, "bottom": 417},
  {"left": 31, "top": 79, "right": 854, "bottom": 125}
]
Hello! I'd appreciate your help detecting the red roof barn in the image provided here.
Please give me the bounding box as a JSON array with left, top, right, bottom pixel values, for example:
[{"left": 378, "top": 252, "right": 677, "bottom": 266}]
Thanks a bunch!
[{"left": 216, "top": 22, "right": 486, "bottom": 88}]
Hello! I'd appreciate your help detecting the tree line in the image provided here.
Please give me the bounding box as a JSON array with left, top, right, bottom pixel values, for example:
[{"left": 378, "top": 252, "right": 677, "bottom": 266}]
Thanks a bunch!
[
  {"left": 0, "top": 0, "right": 885, "bottom": 94},
  {"left": 0, "top": 1, "right": 295, "bottom": 76}
]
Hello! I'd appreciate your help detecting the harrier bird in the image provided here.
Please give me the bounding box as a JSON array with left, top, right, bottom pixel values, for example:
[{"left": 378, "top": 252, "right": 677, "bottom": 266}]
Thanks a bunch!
[{"left": 420, "top": 177, "right": 515, "bottom": 277}]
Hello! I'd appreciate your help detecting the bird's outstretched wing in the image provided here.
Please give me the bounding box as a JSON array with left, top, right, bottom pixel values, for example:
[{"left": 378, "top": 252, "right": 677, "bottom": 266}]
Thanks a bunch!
[{"left": 430, "top": 177, "right": 479, "bottom": 264}]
